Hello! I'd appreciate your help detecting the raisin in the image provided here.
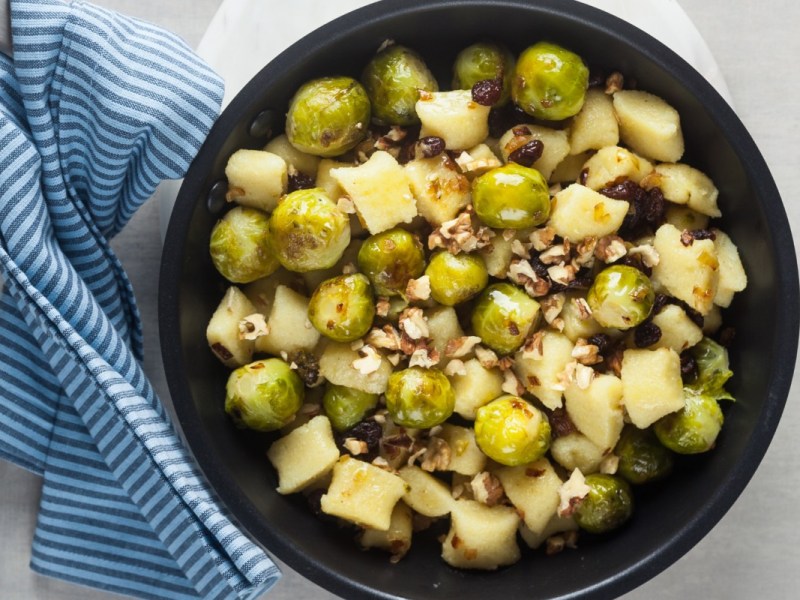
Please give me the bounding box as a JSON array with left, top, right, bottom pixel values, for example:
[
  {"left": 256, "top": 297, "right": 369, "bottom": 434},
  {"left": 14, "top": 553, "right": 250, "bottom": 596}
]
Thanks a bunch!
[
  {"left": 634, "top": 321, "right": 662, "bottom": 348},
  {"left": 346, "top": 419, "right": 382, "bottom": 453},
  {"left": 471, "top": 78, "right": 503, "bottom": 106},
  {"left": 287, "top": 170, "right": 315, "bottom": 193},
  {"left": 548, "top": 407, "right": 577, "bottom": 438},
  {"left": 508, "top": 140, "right": 544, "bottom": 167},
  {"left": 416, "top": 135, "right": 445, "bottom": 158},
  {"left": 587, "top": 333, "right": 612, "bottom": 355}
]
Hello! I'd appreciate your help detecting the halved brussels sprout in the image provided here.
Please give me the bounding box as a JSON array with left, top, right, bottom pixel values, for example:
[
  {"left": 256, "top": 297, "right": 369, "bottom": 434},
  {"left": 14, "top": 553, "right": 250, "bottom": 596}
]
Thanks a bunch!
[
  {"left": 286, "top": 76, "right": 371, "bottom": 157},
  {"left": 425, "top": 251, "right": 488, "bottom": 306},
  {"left": 471, "top": 283, "right": 540, "bottom": 355},
  {"left": 225, "top": 358, "right": 304, "bottom": 431},
  {"left": 472, "top": 163, "right": 550, "bottom": 229},
  {"left": 654, "top": 390, "right": 723, "bottom": 454},
  {"left": 269, "top": 188, "right": 351, "bottom": 272},
  {"left": 474, "top": 395, "right": 551, "bottom": 466},
  {"left": 615, "top": 425, "right": 674, "bottom": 485},
  {"left": 688, "top": 337, "right": 734, "bottom": 401},
  {"left": 322, "top": 384, "right": 379, "bottom": 432},
  {"left": 452, "top": 42, "right": 515, "bottom": 107},
  {"left": 574, "top": 474, "right": 634, "bottom": 534},
  {"left": 308, "top": 273, "right": 375, "bottom": 342},
  {"left": 512, "top": 41, "right": 589, "bottom": 121},
  {"left": 385, "top": 367, "right": 455, "bottom": 429},
  {"left": 357, "top": 228, "right": 426, "bottom": 297},
  {"left": 209, "top": 206, "right": 279, "bottom": 283},
  {"left": 587, "top": 265, "right": 655, "bottom": 329},
  {"left": 361, "top": 44, "right": 438, "bottom": 126}
]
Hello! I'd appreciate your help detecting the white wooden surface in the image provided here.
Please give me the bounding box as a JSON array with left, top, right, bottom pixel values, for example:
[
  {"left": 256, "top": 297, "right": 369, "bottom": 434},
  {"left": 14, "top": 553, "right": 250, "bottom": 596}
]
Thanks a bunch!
[{"left": 1, "top": 1, "right": 798, "bottom": 599}]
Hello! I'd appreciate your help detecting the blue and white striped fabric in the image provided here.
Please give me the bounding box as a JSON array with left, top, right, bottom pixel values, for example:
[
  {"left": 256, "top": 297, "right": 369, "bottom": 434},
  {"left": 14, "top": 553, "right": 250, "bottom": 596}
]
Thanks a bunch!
[{"left": 0, "top": 0, "right": 280, "bottom": 598}]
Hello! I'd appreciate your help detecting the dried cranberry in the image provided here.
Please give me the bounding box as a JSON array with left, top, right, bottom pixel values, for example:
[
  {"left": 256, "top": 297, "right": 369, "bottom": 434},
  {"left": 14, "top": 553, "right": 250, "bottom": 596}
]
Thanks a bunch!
[
  {"left": 471, "top": 79, "right": 503, "bottom": 106},
  {"left": 508, "top": 140, "right": 544, "bottom": 167},
  {"left": 598, "top": 179, "right": 639, "bottom": 200}
]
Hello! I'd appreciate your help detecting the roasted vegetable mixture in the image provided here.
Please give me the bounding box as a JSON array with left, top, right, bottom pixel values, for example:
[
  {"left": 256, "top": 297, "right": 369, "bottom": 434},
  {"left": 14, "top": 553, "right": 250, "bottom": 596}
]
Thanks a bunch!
[{"left": 206, "top": 39, "right": 747, "bottom": 569}]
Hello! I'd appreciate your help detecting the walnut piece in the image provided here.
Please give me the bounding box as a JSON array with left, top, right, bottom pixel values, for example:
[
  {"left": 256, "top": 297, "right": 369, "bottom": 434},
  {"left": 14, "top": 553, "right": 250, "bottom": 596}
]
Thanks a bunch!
[
  {"left": 427, "top": 211, "right": 494, "bottom": 255},
  {"left": 470, "top": 472, "right": 505, "bottom": 506},
  {"left": 558, "top": 469, "right": 591, "bottom": 517},
  {"left": 238, "top": 313, "right": 269, "bottom": 340},
  {"left": 365, "top": 324, "right": 402, "bottom": 351},
  {"left": 444, "top": 335, "right": 483, "bottom": 358},
  {"left": 420, "top": 437, "right": 451, "bottom": 472},
  {"left": 352, "top": 344, "right": 383, "bottom": 375},
  {"left": 444, "top": 359, "right": 467, "bottom": 376},
  {"left": 405, "top": 275, "right": 431, "bottom": 302},
  {"left": 571, "top": 338, "right": 602, "bottom": 366},
  {"left": 529, "top": 226, "right": 556, "bottom": 251},
  {"left": 399, "top": 307, "right": 429, "bottom": 340},
  {"left": 595, "top": 235, "right": 627, "bottom": 263},
  {"left": 541, "top": 293, "right": 566, "bottom": 325},
  {"left": 343, "top": 438, "right": 369, "bottom": 456}
]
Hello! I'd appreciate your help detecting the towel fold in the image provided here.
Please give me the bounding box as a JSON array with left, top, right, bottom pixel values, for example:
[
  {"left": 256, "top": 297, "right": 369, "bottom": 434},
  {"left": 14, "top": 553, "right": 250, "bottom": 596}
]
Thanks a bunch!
[{"left": 0, "top": 1, "right": 279, "bottom": 598}]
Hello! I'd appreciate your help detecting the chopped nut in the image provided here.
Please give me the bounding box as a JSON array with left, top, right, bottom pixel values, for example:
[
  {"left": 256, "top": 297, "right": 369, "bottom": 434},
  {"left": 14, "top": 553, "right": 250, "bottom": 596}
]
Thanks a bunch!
[
  {"left": 540, "top": 293, "right": 566, "bottom": 325},
  {"left": 558, "top": 469, "right": 591, "bottom": 517},
  {"left": 546, "top": 535, "right": 567, "bottom": 556},
  {"left": 470, "top": 472, "right": 505, "bottom": 506},
  {"left": 573, "top": 297, "right": 593, "bottom": 320},
  {"left": 454, "top": 149, "right": 502, "bottom": 174},
  {"left": 574, "top": 236, "right": 598, "bottom": 267},
  {"left": 600, "top": 454, "right": 619, "bottom": 475},
  {"left": 336, "top": 196, "right": 357, "bottom": 214},
  {"left": 386, "top": 352, "right": 402, "bottom": 366},
  {"left": 547, "top": 263, "right": 577, "bottom": 286},
  {"left": 594, "top": 235, "right": 627, "bottom": 263},
  {"left": 553, "top": 360, "right": 578, "bottom": 392},
  {"left": 501, "top": 369, "right": 525, "bottom": 396},
  {"left": 529, "top": 226, "right": 556, "bottom": 251},
  {"left": 521, "top": 330, "right": 545, "bottom": 360},
  {"left": 497, "top": 356, "right": 515, "bottom": 372},
  {"left": 628, "top": 243, "right": 660, "bottom": 267},
  {"left": 444, "top": 359, "right": 467, "bottom": 377},
  {"left": 539, "top": 244, "right": 569, "bottom": 265},
  {"left": 604, "top": 71, "right": 624, "bottom": 94},
  {"left": 509, "top": 259, "right": 550, "bottom": 297},
  {"left": 376, "top": 296, "right": 391, "bottom": 318},
  {"left": 445, "top": 335, "right": 483, "bottom": 358},
  {"left": 571, "top": 338, "right": 602, "bottom": 366},
  {"left": 474, "top": 345, "right": 499, "bottom": 369},
  {"left": 343, "top": 437, "right": 369, "bottom": 456},
  {"left": 371, "top": 456, "right": 391, "bottom": 470},
  {"left": 420, "top": 437, "right": 451, "bottom": 472},
  {"left": 511, "top": 238, "right": 531, "bottom": 259},
  {"left": 428, "top": 211, "right": 495, "bottom": 254},
  {"left": 366, "top": 325, "right": 402, "bottom": 351},
  {"left": 342, "top": 262, "right": 358, "bottom": 275},
  {"left": 352, "top": 344, "right": 383, "bottom": 375},
  {"left": 574, "top": 363, "right": 596, "bottom": 389},
  {"left": 502, "top": 228, "right": 516, "bottom": 242},
  {"left": 238, "top": 313, "right": 269, "bottom": 340},
  {"left": 405, "top": 275, "right": 431, "bottom": 302},
  {"left": 399, "top": 307, "right": 429, "bottom": 340},
  {"left": 409, "top": 347, "right": 441, "bottom": 369}
]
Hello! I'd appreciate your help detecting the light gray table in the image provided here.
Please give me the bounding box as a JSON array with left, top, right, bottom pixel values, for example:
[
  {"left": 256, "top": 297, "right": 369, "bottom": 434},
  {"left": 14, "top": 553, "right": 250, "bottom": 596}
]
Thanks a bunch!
[{"left": 1, "top": 1, "right": 798, "bottom": 598}]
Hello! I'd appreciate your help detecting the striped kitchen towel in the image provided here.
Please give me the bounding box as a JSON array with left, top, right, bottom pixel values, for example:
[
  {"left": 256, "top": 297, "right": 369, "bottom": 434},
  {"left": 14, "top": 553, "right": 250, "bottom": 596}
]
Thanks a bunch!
[{"left": 0, "top": 0, "right": 280, "bottom": 598}]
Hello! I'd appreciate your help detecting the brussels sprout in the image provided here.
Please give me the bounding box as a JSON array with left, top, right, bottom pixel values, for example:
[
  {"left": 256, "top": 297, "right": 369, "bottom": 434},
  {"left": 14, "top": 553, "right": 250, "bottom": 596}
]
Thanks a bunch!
[
  {"left": 308, "top": 273, "right": 375, "bottom": 342},
  {"left": 322, "top": 384, "right": 379, "bottom": 432},
  {"left": 225, "top": 358, "right": 304, "bottom": 431},
  {"left": 474, "top": 395, "right": 551, "bottom": 466},
  {"left": 471, "top": 283, "right": 540, "bottom": 355},
  {"left": 654, "top": 391, "right": 723, "bottom": 454},
  {"left": 574, "top": 474, "right": 634, "bottom": 534},
  {"left": 361, "top": 44, "right": 438, "bottom": 126},
  {"left": 452, "top": 42, "right": 515, "bottom": 107},
  {"left": 209, "top": 206, "right": 279, "bottom": 283},
  {"left": 688, "top": 337, "right": 734, "bottom": 401},
  {"left": 472, "top": 163, "right": 550, "bottom": 229},
  {"left": 385, "top": 367, "right": 455, "bottom": 429},
  {"left": 425, "top": 251, "right": 489, "bottom": 306},
  {"left": 512, "top": 41, "right": 589, "bottom": 121},
  {"left": 357, "top": 228, "right": 426, "bottom": 297},
  {"left": 269, "top": 188, "right": 351, "bottom": 272},
  {"left": 587, "top": 265, "right": 654, "bottom": 329},
  {"left": 285, "top": 76, "right": 371, "bottom": 157},
  {"left": 615, "top": 425, "right": 674, "bottom": 485}
]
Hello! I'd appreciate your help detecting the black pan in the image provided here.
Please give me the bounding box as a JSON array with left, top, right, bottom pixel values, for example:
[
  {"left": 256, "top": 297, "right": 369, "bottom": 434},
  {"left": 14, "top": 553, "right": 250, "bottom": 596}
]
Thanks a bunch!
[{"left": 159, "top": 1, "right": 799, "bottom": 598}]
